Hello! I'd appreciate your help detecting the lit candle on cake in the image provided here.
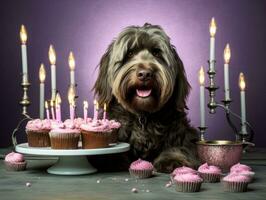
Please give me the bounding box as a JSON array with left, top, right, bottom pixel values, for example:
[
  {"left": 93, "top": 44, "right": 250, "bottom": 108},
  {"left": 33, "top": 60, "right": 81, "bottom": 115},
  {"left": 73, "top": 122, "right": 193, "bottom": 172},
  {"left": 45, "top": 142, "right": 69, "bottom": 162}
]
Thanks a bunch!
[
  {"left": 209, "top": 17, "right": 217, "bottom": 72},
  {"left": 39, "top": 63, "right": 46, "bottom": 119},
  {"left": 103, "top": 103, "right": 107, "bottom": 121},
  {"left": 93, "top": 100, "right": 99, "bottom": 121},
  {"left": 83, "top": 101, "right": 88, "bottom": 122},
  {"left": 55, "top": 93, "right": 62, "bottom": 122},
  {"left": 68, "top": 86, "right": 75, "bottom": 122},
  {"left": 239, "top": 73, "right": 247, "bottom": 135},
  {"left": 199, "top": 66, "right": 206, "bottom": 127},
  {"left": 20, "top": 25, "right": 29, "bottom": 83},
  {"left": 68, "top": 51, "right": 76, "bottom": 86},
  {"left": 50, "top": 100, "right": 55, "bottom": 120},
  {"left": 45, "top": 101, "right": 50, "bottom": 120},
  {"left": 224, "top": 43, "right": 231, "bottom": 101},
  {"left": 49, "top": 45, "right": 57, "bottom": 101}
]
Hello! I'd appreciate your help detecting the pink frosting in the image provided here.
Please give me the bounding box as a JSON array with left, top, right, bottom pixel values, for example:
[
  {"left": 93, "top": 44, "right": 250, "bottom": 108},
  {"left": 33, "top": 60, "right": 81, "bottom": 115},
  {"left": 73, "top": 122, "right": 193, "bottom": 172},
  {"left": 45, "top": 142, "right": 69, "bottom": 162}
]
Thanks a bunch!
[
  {"left": 130, "top": 159, "right": 153, "bottom": 170},
  {"left": 174, "top": 173, "right": 203, "bottom": 182},
  {"left": 198, "top": 163, "right": 221, "bottom": 174},
  {"left": 230, "top": 163, "right": 252, "bottom": 172},
  {"left": 26, "top": 119, "right": 51, "bottom": 131},
  {"left": 80, "top": 120, "right": 112, "bottom": 132},
  {"left": 50, "top": 128, "right": 80, "bottom": 134},
  {"left": 230, "top": 170, "right": 255, "bottom": 178},
  {"left": 5, "top": 152, "right": 24, "bottom": 163},
  {"left": 50, "top": 120, "right": 65, "bottom": 129},
  {"left": 101, "top": 119, "right": 121, "bottom": 129},
  {"left": 172, "top": 166, "right": 198, "bottom": 176},
  {"left": 223, "top": 173, "right": 250, "bottom": 182}
]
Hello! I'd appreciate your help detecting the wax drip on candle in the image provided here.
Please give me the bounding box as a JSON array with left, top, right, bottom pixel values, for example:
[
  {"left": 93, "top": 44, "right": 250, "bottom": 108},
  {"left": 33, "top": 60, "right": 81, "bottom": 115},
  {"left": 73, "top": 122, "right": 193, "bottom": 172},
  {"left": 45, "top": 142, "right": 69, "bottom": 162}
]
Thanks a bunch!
[
  {"left": 55, "top": 93, "right": 62, "bottom": 122},
  {"left": 50, "top": 100, "right": 55, "bottom": 120},
  {"left": 45, "top": 101, "right": 50, "bottom": 120},
  {"left": 83, "top": 101, "right": 88, "bottom": 122},
  {"left": 68, "top": 86, "right": 76, "bottom": 123},
  {"left": 103, "top": 103, "right": 107, "bottom": 121}
]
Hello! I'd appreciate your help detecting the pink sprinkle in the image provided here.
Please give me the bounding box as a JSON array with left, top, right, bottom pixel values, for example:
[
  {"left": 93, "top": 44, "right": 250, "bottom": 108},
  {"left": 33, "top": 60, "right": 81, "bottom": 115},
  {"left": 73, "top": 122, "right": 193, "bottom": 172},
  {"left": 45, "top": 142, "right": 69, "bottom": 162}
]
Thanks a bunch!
[
  {"left": 26, "top": 182, "right": 31, "bottom": 187},
  {"left": 131, "top": 188, "right": 138, "bottom": 193}
]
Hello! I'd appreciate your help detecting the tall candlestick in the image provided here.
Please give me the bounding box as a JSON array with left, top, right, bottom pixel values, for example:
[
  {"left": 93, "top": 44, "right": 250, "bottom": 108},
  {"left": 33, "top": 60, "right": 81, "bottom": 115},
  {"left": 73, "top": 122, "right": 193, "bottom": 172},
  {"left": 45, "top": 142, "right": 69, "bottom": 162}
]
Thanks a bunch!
[
  {"left": 83, "top": 101, "right": 88, "bottom": 122},
  {"left": 224, "top": 43, "right": 231, "bottom": 101},
  {"left": 93, "top": 100, "right": 99, "bottom": 121},
  {"left": 39, "top": 63, "right": 46, "bottom": 119},
  {"left": 199, "top": 66, "right": 206, "bottom": 127},
  {"left": 50, "top": 101, "right": 55, "bottom": 120},
  {"left": 55, "top": 93, "right": 62, "bottom": 122},
  {"left": 49, "top": 45, "right": 57, "bottom": 101},
  {"left": 209, "top": 17, "right": 217, "bottom": 72},
  {"left": 68, "top": 86, "right": 75, "bottom": 122},
  {"left": 103, "top": 103, "right": 107, "bottom": 121},
  {"left": 239, "top": 73, "right": 247, "bottom": 135},
  {"left": 69, "top": 51, "right": 76, "bottom": 86},
  {"left": 20, "top": 25, "right": 29, "bottom": 83},
  {"left": 45, "top": 101, "right": 50, "bottom": 120}
]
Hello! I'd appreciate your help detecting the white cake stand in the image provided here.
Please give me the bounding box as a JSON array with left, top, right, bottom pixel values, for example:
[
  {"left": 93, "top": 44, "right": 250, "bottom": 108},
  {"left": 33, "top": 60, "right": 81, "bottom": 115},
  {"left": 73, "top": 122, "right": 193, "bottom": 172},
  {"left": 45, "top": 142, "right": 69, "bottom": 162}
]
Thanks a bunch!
[{"left": 15, "top": 142, "right": 130, "bottom": 175}]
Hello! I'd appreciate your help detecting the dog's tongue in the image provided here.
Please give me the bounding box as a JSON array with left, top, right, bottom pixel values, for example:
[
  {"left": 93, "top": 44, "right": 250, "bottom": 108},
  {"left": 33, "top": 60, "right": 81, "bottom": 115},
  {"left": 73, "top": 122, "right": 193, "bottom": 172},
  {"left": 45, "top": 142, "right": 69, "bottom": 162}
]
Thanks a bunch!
[{"left": 136, "top": 89, "right": 152, "bottom": 97}]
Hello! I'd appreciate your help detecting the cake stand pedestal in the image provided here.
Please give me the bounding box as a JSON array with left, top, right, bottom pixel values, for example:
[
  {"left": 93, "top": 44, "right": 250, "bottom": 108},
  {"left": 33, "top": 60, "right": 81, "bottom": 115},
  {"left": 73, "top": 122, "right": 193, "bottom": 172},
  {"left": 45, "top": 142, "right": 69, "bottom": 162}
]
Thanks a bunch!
[{"left": 15, "top": 142, "right": 130, "bottom": 175}]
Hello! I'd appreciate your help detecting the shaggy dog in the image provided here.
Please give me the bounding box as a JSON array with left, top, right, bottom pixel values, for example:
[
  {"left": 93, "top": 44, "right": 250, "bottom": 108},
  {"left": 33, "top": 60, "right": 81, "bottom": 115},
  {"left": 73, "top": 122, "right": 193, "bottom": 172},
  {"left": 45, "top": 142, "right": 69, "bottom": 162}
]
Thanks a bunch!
[{"left": 93, "top": 23, "right": 199, "bottom": 173}]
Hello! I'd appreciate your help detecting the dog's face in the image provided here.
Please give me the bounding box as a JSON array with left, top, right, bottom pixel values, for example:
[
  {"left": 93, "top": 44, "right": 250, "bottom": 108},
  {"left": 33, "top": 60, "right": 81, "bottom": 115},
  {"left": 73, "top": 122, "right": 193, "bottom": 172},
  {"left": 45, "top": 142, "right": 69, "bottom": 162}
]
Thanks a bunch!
[{"left": 94, "top": 24, "right": 190, "bottom": 114}]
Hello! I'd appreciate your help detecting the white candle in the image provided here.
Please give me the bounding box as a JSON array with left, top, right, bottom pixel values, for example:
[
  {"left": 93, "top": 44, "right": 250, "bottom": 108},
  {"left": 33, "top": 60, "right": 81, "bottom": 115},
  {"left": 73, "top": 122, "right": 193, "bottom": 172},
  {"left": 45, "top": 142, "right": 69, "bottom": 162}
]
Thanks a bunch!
[
  {"left": 45, "top": 101, "right": 50, "bottom": 120},
  {"left": 39, "top": 64, "right": 46, "bottom": 119},
  {"left": 199, "top": 67, "right": 205, "bottom": 127},
  {"left": 209, "top": 17, "right": 217, "bottom": 72},
  {"left": 83, "top": 101, "right": 88, "bottom": 122},
  {"left": 224, "top": 44, "right": 231, "bottom": 101},
  {"left": 49, "top": 45, "right": 57, "bottom": 101},
  {"left": 239, "top": 73, "right": 247, "bottom": 134},
  {"left": 69, "top": 51, "right": 76, "bottom": 86},
  {"left": 20, "top": 25, "right": 28, "bottom": 83},
  {"left": 68, "top": 86, "right": 76, "bottom": 122},
  {"left": 55, "top": 93, "right": 62, "bottom": 122},
  {"left": 93, "top": 100, "right": 99, "bottom": 121}
]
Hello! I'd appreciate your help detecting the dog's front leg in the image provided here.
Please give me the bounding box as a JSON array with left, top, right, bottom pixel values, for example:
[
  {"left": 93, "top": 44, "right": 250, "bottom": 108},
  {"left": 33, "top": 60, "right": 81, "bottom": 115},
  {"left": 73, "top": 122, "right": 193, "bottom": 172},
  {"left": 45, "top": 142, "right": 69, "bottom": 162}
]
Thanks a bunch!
[{"left": 153, "top": 147, "right": 200, "bottom": 173}]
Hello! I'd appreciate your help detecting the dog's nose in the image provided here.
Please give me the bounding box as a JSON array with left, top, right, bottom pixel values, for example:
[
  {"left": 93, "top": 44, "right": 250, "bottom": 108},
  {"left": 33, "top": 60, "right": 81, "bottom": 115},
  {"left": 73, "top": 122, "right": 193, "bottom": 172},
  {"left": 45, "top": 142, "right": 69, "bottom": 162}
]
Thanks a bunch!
[{"left": 137, "top": 69, "right": 153, "bottom": 81}]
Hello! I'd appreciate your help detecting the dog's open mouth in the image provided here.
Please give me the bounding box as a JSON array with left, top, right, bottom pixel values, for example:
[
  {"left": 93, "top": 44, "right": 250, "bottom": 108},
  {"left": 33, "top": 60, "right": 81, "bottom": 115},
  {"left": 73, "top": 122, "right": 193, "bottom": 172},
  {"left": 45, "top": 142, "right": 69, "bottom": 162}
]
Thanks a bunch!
[{"left": 136, "top": 89, "right": 152, "bottom": 98}]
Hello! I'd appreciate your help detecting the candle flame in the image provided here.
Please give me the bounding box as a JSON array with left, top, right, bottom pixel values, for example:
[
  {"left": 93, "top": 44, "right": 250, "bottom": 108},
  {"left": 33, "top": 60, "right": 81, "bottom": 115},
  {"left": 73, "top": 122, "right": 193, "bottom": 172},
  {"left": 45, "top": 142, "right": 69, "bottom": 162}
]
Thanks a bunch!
[
  {"left": 239, "top": 72, "right": 246, "bottom": 91},
  {"left": 68, "top": 51, "right": 75, "bottom": 71},
  {"left": 96, "top": 101, "right": 99, "bottom": 110},
  {"left": 83, "top": 101, "right": 88, "bottom": 109},
  {"left": 55, "top": 93, "right": 62, "bottom": 106},
  {"left": 94, "top": 99, "right": 97, "bottom": 105},
  {"left": 20, "top": 25, "right": 27, "bottom": 44},
  {"left": 104, "top": 103, "right": 107, "bottom": 111},
  {"left": 198, "top": 66, "right": 205, "bottom": 85},
  {"left": 50, "top": 100, "right": 54, "bottom": 107},
  {"left": 39, "top": 63, "right": 46, "bottom": 83},
  {"left": 48, "top": 45, "right": 56, "bottom": 65},
  {"left": 209, "top": 17, "right": 217, "bottom": 37},
  {"left": 224, "top": 43, "right": 231, "bottom": 64},
  {"left": 68, "top": 86, "right": 75, "bottom": 106},
  {"left": 45, "top": 101, "right": 49, "bottom": 109}
]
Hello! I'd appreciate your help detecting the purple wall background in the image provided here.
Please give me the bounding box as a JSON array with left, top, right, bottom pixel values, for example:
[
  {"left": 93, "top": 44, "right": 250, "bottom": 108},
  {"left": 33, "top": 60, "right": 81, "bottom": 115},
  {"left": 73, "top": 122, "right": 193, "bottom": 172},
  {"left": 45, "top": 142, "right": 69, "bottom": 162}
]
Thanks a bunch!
[{"left": 1, "top": 0, "right": 266, "bottom": 147}]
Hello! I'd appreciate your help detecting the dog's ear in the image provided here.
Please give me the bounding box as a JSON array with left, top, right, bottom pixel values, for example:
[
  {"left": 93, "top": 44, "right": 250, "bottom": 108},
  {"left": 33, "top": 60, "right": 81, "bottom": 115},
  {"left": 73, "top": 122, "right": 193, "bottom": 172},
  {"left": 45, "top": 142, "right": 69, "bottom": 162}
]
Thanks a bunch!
[
  {"left": 171, "top": 46, "right": 191, "bottom": 111},
  {"left": 93, "top": 42, "right": 114, "bottom": 106}
]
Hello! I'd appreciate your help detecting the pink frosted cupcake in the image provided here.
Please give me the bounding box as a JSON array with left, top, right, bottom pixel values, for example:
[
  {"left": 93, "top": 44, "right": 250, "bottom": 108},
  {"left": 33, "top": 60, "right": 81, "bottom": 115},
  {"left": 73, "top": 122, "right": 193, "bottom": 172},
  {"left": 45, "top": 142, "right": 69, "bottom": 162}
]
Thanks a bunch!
[
  {"left": 230, "top": 163, "right": 254, "bottom": 182},
  {"left": 101, "top": 119, "right": 121, "bottom": 144},
  {"left": 129, "top": 159, "right": 154, "bottom": 178},
  {"left": 26, "top": 119, "right": 51, "bottom": 147},
  {"left": 171, "top": 166, "right": 198, "bottom": 182},
  {"left": 174, "top": 173, "right": 203, "bottom": 192},
  {"left": 198, "top": 163, "right": 222, "bottom": 183},
  {"left": 4, "top": 152, "right": 26, "bottom": 171},
  {"left": 222, "top": 173, "right": 250, "bottom": 192}
]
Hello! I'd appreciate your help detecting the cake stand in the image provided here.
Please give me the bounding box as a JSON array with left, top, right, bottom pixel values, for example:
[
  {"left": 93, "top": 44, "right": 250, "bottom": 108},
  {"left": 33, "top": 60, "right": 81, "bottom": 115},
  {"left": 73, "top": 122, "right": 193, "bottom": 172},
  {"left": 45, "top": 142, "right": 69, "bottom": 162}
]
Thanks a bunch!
[{"left": 15, "top": 142, "right": 130, "bottom": 175}]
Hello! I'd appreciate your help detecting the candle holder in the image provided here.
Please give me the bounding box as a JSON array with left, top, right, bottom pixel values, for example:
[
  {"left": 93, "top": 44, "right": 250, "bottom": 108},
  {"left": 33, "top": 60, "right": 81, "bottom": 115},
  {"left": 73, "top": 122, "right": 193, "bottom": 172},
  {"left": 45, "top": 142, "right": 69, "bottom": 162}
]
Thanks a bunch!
[{"left": 198, "top": 126, "right": 207, "bottom": 141}]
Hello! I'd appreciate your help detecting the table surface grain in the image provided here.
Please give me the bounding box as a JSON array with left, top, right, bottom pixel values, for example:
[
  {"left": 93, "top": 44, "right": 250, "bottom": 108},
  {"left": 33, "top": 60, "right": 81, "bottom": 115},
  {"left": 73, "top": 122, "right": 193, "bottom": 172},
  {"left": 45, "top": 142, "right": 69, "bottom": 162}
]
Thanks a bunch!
[{"left": 0, "top": 148, "right": 266, "bottom": 200}]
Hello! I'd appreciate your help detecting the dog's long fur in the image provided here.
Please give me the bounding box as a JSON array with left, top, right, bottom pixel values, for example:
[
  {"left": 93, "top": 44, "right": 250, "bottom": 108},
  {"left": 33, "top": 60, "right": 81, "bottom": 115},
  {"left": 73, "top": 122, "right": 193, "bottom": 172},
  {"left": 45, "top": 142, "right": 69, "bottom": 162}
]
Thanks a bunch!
[{"left": 93, "top": 23, "right": 199, "bottom": 173}]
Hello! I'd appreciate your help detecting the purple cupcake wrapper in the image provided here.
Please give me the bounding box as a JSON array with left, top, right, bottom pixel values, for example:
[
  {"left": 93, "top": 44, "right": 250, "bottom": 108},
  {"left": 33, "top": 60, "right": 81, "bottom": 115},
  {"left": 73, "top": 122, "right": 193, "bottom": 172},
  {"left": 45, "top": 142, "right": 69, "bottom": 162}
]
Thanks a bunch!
[
  {"left": 175, "top": 181, "right": 202, "bottom": 192},
  {"left": 199, "top": 172, "right": 221, "bottom": 183},
  {"left": 129, "top": 168, "right": 153, "bottom": 179},
  {"left": 222, "top": 180, "right": 249, "bottom": 192},
  {"left": 4, "top": 161, "right": 27, "bottom": 171}
]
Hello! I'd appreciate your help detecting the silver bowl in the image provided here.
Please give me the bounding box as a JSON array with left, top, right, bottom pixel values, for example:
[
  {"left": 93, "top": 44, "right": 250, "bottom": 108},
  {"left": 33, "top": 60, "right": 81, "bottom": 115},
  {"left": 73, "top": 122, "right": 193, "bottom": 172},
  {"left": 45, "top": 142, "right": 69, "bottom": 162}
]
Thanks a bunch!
[{"left": 196, "top": 140, "right": 243, "bottom": 173}]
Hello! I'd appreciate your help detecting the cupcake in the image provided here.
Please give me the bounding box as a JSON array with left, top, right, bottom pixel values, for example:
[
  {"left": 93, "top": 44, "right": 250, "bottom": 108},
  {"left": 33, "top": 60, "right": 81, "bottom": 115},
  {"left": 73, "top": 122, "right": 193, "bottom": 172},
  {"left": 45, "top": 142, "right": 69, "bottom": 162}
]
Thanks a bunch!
[
  {"left": 173, "top": 173, "right": 203, "bottom": 192},
  {"left": 230, "top": 163, "right": 252, "bottom": 172},
  {"left": 101, "top": 119, "right": 121, "bottom": 144},
  {"left": 198, "top": 163, "right": 222, "bottom": 183},
  {"left": 171, "top": 166, "right": 198, "bottom": 182},
  {"left": 49, "top": 122, "right": 80, "bottom": 149},
  {"left": 222, "top": 173, "right": 250, "bottom": 192},
  {"left": 129, "top": 159, "right": 154, "bottom": 179},
  {"left": 80, "top": 120, "right": 113, "bottom": 149},
  {"left": 4, "top": 152, "right": 27, "bottom": 171},
  {"left": 230, "top": 163, "right": 254, "bottom": 182},
  {"left": 26, "top": 119, "right": 51, "bottom": 147}
]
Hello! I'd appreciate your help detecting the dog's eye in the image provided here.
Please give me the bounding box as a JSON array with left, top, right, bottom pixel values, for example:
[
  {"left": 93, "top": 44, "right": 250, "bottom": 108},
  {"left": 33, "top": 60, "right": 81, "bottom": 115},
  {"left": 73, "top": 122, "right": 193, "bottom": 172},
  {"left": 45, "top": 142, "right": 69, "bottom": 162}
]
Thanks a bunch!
[
  {"left": 152, "top": 48, "right": 161, "bottom": 58},
  {"left": 127, "top": 51, "right": 134, "bottom": 58}
]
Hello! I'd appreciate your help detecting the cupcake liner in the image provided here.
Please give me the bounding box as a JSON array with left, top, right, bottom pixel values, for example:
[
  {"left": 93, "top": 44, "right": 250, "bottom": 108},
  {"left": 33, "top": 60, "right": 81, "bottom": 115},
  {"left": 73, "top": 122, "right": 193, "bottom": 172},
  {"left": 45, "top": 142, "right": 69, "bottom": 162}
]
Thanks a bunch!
[
  {"left": 81, "top": 130, "right": 111, "bottom": 149},
  {"left": 175, "top": 181, "right": 202, "bottom": 192},
  {"left": 222, "top": 180, "right": 248, "bottom": 192},
  {"left": 129, "top": 168, "right": 153, "bottom": 179},
  {"left": 4, "top": 161, "right": 27, "bottom": 171},
  {"left": 50, "top": 132, "right": 80, "bottom": 149},
  {"left": 199, "top": 172, "right": 221, "bottom": 183},
  {"left": 26, "top": 130, "right": 51, "bottom": 147}
]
